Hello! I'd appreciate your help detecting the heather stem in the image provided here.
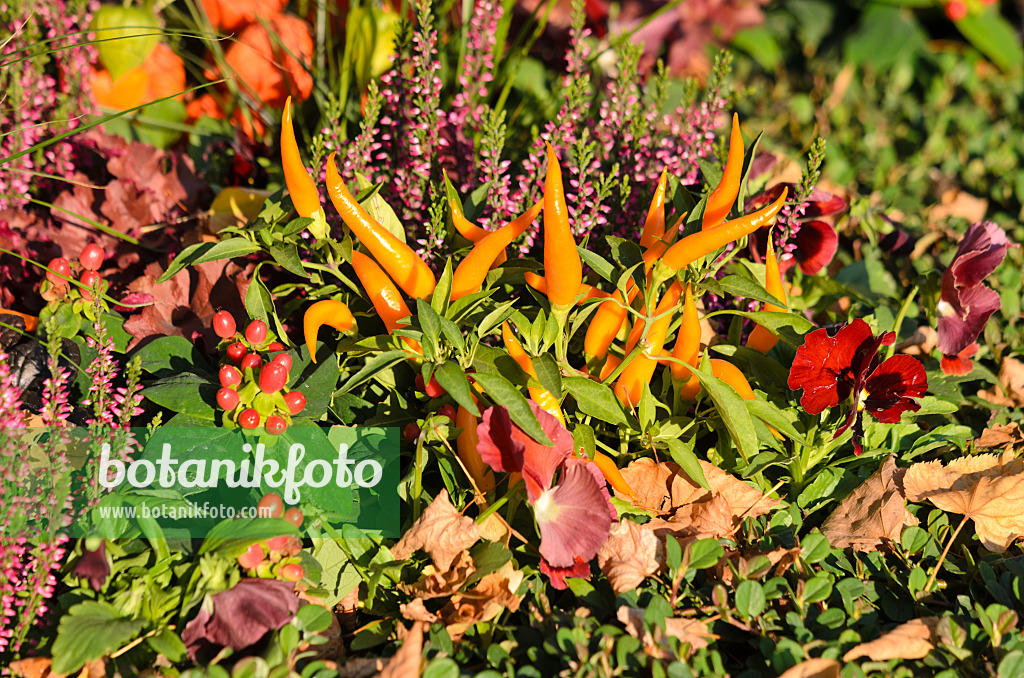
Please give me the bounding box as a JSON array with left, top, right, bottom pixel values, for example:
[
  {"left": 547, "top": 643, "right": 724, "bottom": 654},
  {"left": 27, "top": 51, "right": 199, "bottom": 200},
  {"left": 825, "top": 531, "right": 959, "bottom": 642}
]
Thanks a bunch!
[{"left": 924, "top": 515, "right": 968, "bottom": 595}]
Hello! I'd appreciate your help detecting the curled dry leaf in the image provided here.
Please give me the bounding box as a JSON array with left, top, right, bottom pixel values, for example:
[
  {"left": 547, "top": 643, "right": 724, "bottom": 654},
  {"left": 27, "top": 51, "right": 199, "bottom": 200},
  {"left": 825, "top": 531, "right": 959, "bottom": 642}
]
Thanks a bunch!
[
  {"left": 777, "top": 658, "right": 841, "bottom": 678},
  {"left": 902, "top": 452, "right": 1024, "bottom": 552},
  {"left": 378, "top": 621, "right": 425, "bottom": 678},
  {"left": 616, "top": 606, "right": 711, "bottom": 659},
  {"left": 976, "top": 422, "right": 1024, "bottom": 452},
  {"left": 399, "top": 550, "right": 476, "bottom": 599},
  {"left": 978, "top": 357, "right": 1024, "bottom": 408},
  {"left": 440, "top": 562, "right": 524, "bottom": 640},
  {"left": 842, "top": 617, "right": 940, "bottom": 662},
  {"left": 821, "top": 455, "right": 919, "bottom": 552},
  {"left": 597, "top": 520, "right": 663, "bottom": 594},
  {"left": 400, "top": 599, "right": 439, "bottom": 623},
  {"left": 391, "top": 490, "right": 481, "bottom": 572}
]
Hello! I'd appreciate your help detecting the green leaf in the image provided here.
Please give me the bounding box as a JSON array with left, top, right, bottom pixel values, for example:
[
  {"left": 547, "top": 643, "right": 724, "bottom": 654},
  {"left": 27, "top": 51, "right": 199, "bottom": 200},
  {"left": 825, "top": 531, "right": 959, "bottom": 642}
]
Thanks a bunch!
[
  {"left": 147, "top": 627, "right": 187, "bottom": 662},
  {"left": 434, "top": 361, "right": 480, "bottom": 416},
  {"left": 200, "top": 517, "right": 299, "bottom": 557},
  {"left": 134, "top": 335, "right": 205, "bottom": 377},
  {"left": 245, "top": 263, "right": 275, "bottom": 322},
  {"left": 730, "top": 25, "right": 781, "bottom": 71},
  {"left": 470, "top": 372, "right": 551, "bottom": 445},
  {"left": 686, "top": 365, "right": 759, "bottom": 462},
  {"left": 315, "top": 539, "right": 361, "bottom": 607},
  {"left": 664, "top": 438, "right": 709, "bottom": 491},
  {"left": 91, "top": 5, "right": 160, "bottom": 80},
  {"left": 735, "top": 580, "right": 767, "bottom": 619},
  {"left": 577, "top": 246, "right": 615, "bottom": 284},
  {"left": 955, "top": 10, "right": 1024, "bottom": 71},
  {"left": 269, "top": 242, "right": 308, "bottom": 278},
  {"left": 143, "top": 372, "right": 218, "bottom": 420},
  {"left": 291, "top": 348, "right": 342, "bottom": 419},
  {"left": 717, "top": 274, "right": 787, "bottom": 308},
  {"left": 573, "top": 423, "right": 596, "bottom": 460},
  {"left": 532, "top": 353, "right": 562, "bottom": 400},
  {"left": 687, "top": 539, "right": 724, "bottom": 571},
  {"left": 433, "top": 259, "right": 453, "bottom": 316},
  {"left": 562, "top": 377, "right": 628, "bottom": 427},
  {"left": 157, "top": 238, "right": 261, "bottom": 283},
  {"left": 51, "top": 601, "right": 146, "bottom": 674},
  {"left": 337, "top": 350, "right": 408, "bottom": 394},
  {"left": 296, "top": 604, "right": 334, "bottom": 633},
  {"left": 354, "top": 172, "right": 406, "bottom": 242},
  {"left": 744, "top": 398, "right": 808, "bottom": 445},
  {"left": 637, "top": 382, "right": 656, "bottom": 432},
  {"left": 415, "top": 298, "right": 442, "bottom": 356},
  {"left": 800, "top": 532, "right": 832, "bottom": 563},
  {"left": 708, "top": 309, "right": 814, "bottom": 348}
]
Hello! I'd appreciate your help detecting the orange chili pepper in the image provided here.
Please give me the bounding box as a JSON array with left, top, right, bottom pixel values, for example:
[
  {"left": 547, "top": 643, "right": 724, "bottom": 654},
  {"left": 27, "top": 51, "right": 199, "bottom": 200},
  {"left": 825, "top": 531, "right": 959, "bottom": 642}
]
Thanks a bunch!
[
  {"left": 281, "top": 97, "right": 322, "bottom": 220},
  {"left": 670, "top": 284, "right": 702, "bottom": 400},
  {"left": 0, "top": 308, "right": 39, "bottom": 332},
  {"left": 350, "top": 250, "right": 422, "bottom": 356},
  {"left": 591, "top": 451, "right": 636, "bottom": 499},
  {"left": 303, "top": 300, "right": 354, "bottom": 363},
  {"left": 639, "top": 170, "right": 669, "bottom": 248},
  {"left": 660, "top": 187, "right": 788, "bottom": 274},
  {"left": 523, "top": 272, "right": 609, "bottom": 302},
  {"left": 746, "top": 238, "right": 788, "bottom": 353},
  {"left": 326, "top": 153, "right": 436, "bottom": 299},
  {"left": 702, "top": 113, "right": 744, "bottom": 230},
  {"left": 501, "top": 321, "right": 565, "bottom": 425},
  {"left": 598, "top": 353, "right": 621, "bottom": 381},
  {"left": 456, "top": 404, "right": 496, "bottom": 493},
  {"left": 450, "top": 201, "right": 542, "bottom": 301},
  {"left": 543, "top": 143, "right": 582, "bottom": 311},
  {"left": 450, "top": 198, "right": 507, "bottom": 267},
  {"left": 614, "top": 282, "right": 682, "bottom": 407},
  {"left": 710, "top": 359, "right": 781, "bottom": 438}
]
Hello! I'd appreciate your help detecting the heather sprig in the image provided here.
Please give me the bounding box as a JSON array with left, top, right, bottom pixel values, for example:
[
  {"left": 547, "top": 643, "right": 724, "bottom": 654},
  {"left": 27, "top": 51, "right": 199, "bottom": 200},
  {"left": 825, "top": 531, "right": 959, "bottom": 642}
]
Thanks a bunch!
[
  {"left": 477, "top": 107, "right": 512, "bottom": 225},
  {"left": 775, "top": 135, "right": 827, "bottom": 261}
]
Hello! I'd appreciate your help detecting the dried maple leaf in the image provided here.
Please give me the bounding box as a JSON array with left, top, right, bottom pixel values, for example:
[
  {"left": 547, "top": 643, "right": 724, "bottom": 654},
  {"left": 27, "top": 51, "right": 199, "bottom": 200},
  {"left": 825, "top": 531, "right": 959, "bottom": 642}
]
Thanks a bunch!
[
  {"left": 400, "top": 599, "right": 439, "bottom": 623},
  {"left": 597, "top": 520, "right": 662, "bottom": 594},
  {"left": 902, "top": 452, "right": 1024, "bottom": 552},
  {"left": 843, "top": 617, "right": 939, "bottom": 661},
  {"left": 821, "top": 455, "right": 919, "bottom": 551},
  {"left": 976, "top": 423, "right": 1024, "bottom": 452},
  {"left": 616, "top": 606, "right": 712, "bottom": 659},
  {"left": 777, "top": 658, "right": 841, "bottom": 678},
  {"left": 390, "top": 490, "right": 481, "bottom": 572},
  {"left": 440, "top": 562, "right": 524, "bottom": 639},
  {"left": 399, "top": 550, "right": 476, "bottom": 599},
  {"left": 978, "top": 357, "right": 1024, "bottom": 408},
  {"left": 378, "top": 621, "right": 424, "bottom": 678}
]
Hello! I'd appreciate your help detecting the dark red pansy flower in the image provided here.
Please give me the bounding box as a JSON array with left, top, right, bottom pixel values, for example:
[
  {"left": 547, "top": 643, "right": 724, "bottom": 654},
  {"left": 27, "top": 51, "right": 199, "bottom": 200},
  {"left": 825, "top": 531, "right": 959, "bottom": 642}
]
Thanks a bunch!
[
  {"left": 477, "top": 402, "right": 614, "bottom": 584},
  {"left": 788, "top": 319, "right": 928, "bottom": 455},
  {"left": 747, "top": 182, "right": 847, "bottom": 275},
  {"left": 937, "top": 221, "right": 1015, "bottom": 375},
  {"left": 73, "top": 539, "right": 110, "bottom": 591}
]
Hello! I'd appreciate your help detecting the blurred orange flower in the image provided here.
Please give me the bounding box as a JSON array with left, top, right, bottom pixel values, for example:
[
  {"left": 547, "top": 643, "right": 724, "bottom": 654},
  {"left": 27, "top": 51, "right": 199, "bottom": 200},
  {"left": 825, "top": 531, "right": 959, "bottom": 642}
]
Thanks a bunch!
[
  {"left": 142, "top": 43, "right": 186, "bottom": 102},
  {"left": 89, "top": 43, "right": 186, "bottom": 111},
  {"left": 200, "top": 0, "right": 288, "bottom": 32},
  {"left": 219, "top": 14, "right": 314, "bottom": 109}
]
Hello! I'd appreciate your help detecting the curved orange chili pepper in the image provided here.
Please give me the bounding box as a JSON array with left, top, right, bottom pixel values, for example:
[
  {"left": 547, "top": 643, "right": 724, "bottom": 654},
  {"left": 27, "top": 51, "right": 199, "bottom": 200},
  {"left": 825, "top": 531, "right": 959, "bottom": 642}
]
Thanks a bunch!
[
  {"left": 598, "top": 353, "right": 621, "bottom": 381},
  {"left": 326, "top": 153, "right": 436, "bottom": 299},
  {"left": 543, "top": 143, "right": 582, "bottom": 310},
  {"left": 350, "top": 250, "right": 422, "bottom": 356},
  {"left": 501, "top": 321, "right": 565, "bottom": 425},
  {"left": 702, "top": 113, "right": 744, "bottom": 230},
  {"left": 591, "top": 451, "right": 636, "bottom": 499},
  {"left": 614, "top": 282, "right": 682, "bottom": 407},
  {"left": 670, "top": 284, "right": 702, "bottom": 400},
  {"left": 710, "top": 359, "right": 781, "bottom": 438},
  {"left": 450, "top": 201, "right": 542, "bottom": 301},
  {"left": 281, "top": 97, "right": 322, "bottom": 219},
  {"left": 303, "top": 300, "right": 355, "bottom": 364},
  {"left": 746, "top": 239, "right": 788, "bottom": 353},
  {"left": 456, "top": 404, "right": 496, "bottom": 493},
  {"left": 523, "top": 272, "right": 609, "bottom": 303},
  {"left": 639, "top": 170, "right": 669, "bottom": 248},
  {"left": 0, "top": 308, "right": 39, "bottom": 332},
  {"left": 450, "top": 198, "right": 506, "bottom": 267},
  {"left": 661, "top": 187, "right": 788, "bottom": 273}
]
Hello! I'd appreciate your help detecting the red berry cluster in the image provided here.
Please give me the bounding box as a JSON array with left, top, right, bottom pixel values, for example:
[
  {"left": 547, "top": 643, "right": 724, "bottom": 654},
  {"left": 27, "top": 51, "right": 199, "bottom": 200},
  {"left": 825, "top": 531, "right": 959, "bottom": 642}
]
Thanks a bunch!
[
  {"left": 945, "top": 0, "right": 996, "bottom": 21},
  {"left": 236, "top": 493, "right": 306, "bottom": 582},
  {"left": 213, "top": 311, "right": 306, "bottom": 435},
  {"left": 42, "top": 244, "right": 107, "bottom": 303},
  {"left": 402, "top": 372, "right": 456, "bottom": 443}
]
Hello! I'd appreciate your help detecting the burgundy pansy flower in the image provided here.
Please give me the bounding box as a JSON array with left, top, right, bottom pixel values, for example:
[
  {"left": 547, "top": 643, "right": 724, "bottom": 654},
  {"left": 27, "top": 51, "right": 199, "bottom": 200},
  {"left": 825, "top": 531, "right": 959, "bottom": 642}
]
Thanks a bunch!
[
  {"left": 747, "top": 182, "right": 846, "bottom": 275},
  {"left": 477, "top": 402, "right": 614, "bottom": 589},
  {"left": 937, "top": 221, "right": 1014, "bottom": 375},
  {"left": 73, "top": 538, "right": 110, "bottom": 591},
  {"left": 788, "top": 319, "right": 928, "bottom": 455},
  {"left": 182, "top": 578, "right": 299, "bottom": 662}
]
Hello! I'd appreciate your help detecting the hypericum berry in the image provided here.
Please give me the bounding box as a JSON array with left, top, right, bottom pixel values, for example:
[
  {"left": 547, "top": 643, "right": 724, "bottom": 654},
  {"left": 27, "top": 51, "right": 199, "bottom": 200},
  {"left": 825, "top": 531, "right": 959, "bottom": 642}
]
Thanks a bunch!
[
  {"left": 281, "top": 563, "right": 304, "bottom": 582},
  {"left": 79, "top": 244, "right": 104, "bottom": 271},
  {"left": 264, "top": 535, "right": 290, "bottom": 552},
  {"left": 267, "top": 342, "right": 285, "bottom": 352},
  {"left": 46, "top": 257, "right": 71, "bottom": 285},
  {"left": 283, "top": 507, "right": 303, "bottom": 528},
  {"left": 213, "top": 310, "right": 236, "bottom": 339},
  {"left": 945, "top": 0, "right": 967, "bottom": 20},
  {"left": 237, "top": 543, "right": 264, "bottom": 569},
  {"left": 80, "top": 270, "right": 102, "bottom": 301},
  {"left": 416, "top": 373, "right": 446, "bottom": 398},
  {"left": 257, "top": 493, "right": 284, "bottom": 519},
  {"left": 226, "top": 342, "right": 248, "bottom": 364},
  {"left": 403, "top": 422, "right": 420, "bottom": 443},
  {"left": 271, "top": 353, "right": 293, "bottom": 372},
  {"left": 219, "top": 365, "right": 242, "bottom": 388},
  {"left": 216, "top": 387, "right": 240, "bottom": 411},
  {"left": 438, "top": 404, "right": 456, "bottom": 421},
  {"left": 283, "top": 390, "right": 306, "bottom": 415},
  {"left": 259, "top": 362, "right": 288, "bottom": 394},
  {"left": 266, "top": 415, "right": 287, "bottom": 435},
  {"left": 245, "top": 319, "right": 268, "bottom": 345},
  {"left": 241, "top": 353, "right": 263, "bottom": 371},
  {"left": 239, "top": 408, "right": 260, "bottom": 429}
]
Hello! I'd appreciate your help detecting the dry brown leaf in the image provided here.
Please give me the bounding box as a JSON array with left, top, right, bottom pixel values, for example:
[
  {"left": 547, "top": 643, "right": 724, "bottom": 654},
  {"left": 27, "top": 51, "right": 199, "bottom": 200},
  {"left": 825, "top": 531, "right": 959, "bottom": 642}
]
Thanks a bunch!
[
  {"left": 977, "top": 423, "right": 1024, "bottom": 451},
  {"left": 713, "top": 546, "right": 800, "bottom": 585},
  {"left": 902, "top": 452, "right": 1024, "bottom": 552},
  {"left": 8, "top": 658, "right": 58, "bottom": 678},
  {"left": 597, "top": 520, "right": 663, "bottom": 594},
  {"left": 978, "top": 357, "right": 1024, "bottom": 408},
  {"left": 896, "top": 326, "right": 938, "bottom": 356},
  {"left": 622, "top": 458, "right": 779, "bottom": 519},
  {"left": 332, "top": 658, "right": 385, "bottom": 678},
  {"left": 441, "top": 562, "right": 524, "bottom": 640},
  {"left": 929, "top": 189, "right": 988, "bottom": 226},
  {"left": 378, "top": 621, "right": 425, "bottom": 678},
  {"left": 663, "top": 617, "right": 712, "bottom": 655},
  {"left": 842, "top": 617, "right": 939, "bottom": 661},
  {"left": 390, "top": 490, "right": 480, "bottom": 571},
  {"left": 821, "top": 456, "right": 919, "bottom": 552},
  {"left": 777, "top": 658, "right": 841, "bottom": 678},
  {"left": 400, "top": 599, "right": 439, "bottom": 623},
  {"left": 399, "top": 550, "right": 476, "bottom": 599},
  {"left": 297, "top": 592, "right": 344, "bottom": 662},
  {"left": 616, "top": 606, "right": 712, "bottom": 659}
]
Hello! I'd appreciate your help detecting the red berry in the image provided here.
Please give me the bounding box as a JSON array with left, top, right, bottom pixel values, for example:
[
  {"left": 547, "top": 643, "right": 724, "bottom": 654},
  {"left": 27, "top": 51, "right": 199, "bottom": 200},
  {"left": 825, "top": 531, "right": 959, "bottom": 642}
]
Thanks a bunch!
[
  {"left": 416, "top": 373, "right": 445, "bottom": 398},
  {"left": 216, "top": 387, "right": 240, "bottom": 411},
  {"left": 266, "top": 415, "right": 287, "bottom": 435},
  {"left": 46, "top": 257, "right": 71, "bottom": 285},
  {"left": 283, "top": 390, "right": 306, "bottom": 415},
  {"left": 239, "top": 408, "right": 260, "bottom": 429},
  {"left": 213, "top": 310, "right": 236, "bottom": 339},
  {"left": 945, "top": 0, "right": 967, "bottom": 20},
  {"left": 271, "top": 353, "right": 293, "bottom": 373},
  {"left": 80, "top": 270, "right": 102, "bottom": 301},
  {"left": 237, "top": 543, "right": 264, "bottom": 569},
  {"left": 281, "top": 563, "right": 304, "bottom": 582},
  {"left": 257, "top": 493, "right": 284, "bottom": 519},
  {"left": 79, "top": 244, "right": 104, "bottom": 271},
  {"left": 226, "top": 342, "right": 248, "bottom": 364},
  {"left": 267, "top": 342, "right": 285, "bottom": 352},
  {"left": 284, "top": 507, "right": 304, "bottom": 528},
  {"left": 438, "top": 404, "right": 456, "bottom": 421},
  {"left": 219, "top": 365, "right": 242, "bottom": 388},
  {"left": 259, "top": 362, "right": 288, "bottom": 394},
  {"left": 264, "top": 535, "right": 289, "bottom": 551},
  {"left": 241, "top": 353, "right": 263, "bottom": 371},
  {"left": 245, "top": 319, "right": 268, "bottom": 345},
  {"left": 403, "top": 422, "right": 420, "bottom": 443}
]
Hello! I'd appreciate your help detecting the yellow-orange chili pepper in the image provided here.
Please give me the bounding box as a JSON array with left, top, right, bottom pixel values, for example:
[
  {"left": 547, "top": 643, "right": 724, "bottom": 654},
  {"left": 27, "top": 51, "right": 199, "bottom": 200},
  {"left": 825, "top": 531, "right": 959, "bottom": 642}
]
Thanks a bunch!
[
  {"left": 670, "top": 284, "right": 702, "bottom": 400},
  {"left": 501, "top": 321, "right": 565, "bottom": 425},
  {"left": 281, "top": 97, "right": 322, "bottom": 219},
  {"left": 455, "top": 404, "right": 496, "bottom": 493},
  {"left": 598, "top": 353, "right": 621, "bottom": 381},
  {"left": 523, "top": 272, "right": 609, "bottom": 302},
  {"left": 614, "top": 282, "right": 682, "bottom": 407},
  {"left": 702, "top": 113, "right": 744, "bottom": 230},
  {"left": 660, "top": 187, "right": 788, "bottom": 275},
  {"left": 450, "top": 198, "right": 507, "bottom": 268},
  {"left": 0, "top": 308, "right": 39, "bottom": 332},
  {"left": 450, "top": 201, "right": 542, "bottom": 301},
  {"left": 303, "top": 300, "right": 355, "bottom": 363},
  {"left": 543, "top": 143, "right": 582, "bottom": 311},
  {"left": 639, "top": 170, "right": 668, "bottom": 248},
  {"left": 591, "top": 451, "right": 636, "bottom": 499},
  {"left": 350, "top": 250, "right": 422, "bottom": 356},
  {"left": 708, "top": 359, "right": 780, "bottom": 438},
  {"left": 326, "top": 153, "right": 436, "bottom": 299},
  {"left": 746, "top": 238, "right": 788, "bottom": 353}
]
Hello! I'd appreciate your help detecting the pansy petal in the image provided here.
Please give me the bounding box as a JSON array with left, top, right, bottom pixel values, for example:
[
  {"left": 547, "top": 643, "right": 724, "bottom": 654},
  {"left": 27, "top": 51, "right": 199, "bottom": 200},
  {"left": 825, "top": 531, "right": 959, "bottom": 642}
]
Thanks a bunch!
[
  {"left": 477, "top": 406, "right": 525, "bottom": 473},
  {"left": 792, "top": 220, "right": 838, "bottom": 275},
  {"left": 803, "top": 190, "right": 848, "bottom": 218},
  {"left": 517, "top": 402, "right": 574, "bottom": 502},
  {"left": 539, "top": 556, "right": 591, "bottom": 590},
  {"left": 535, "top": 463, "right": 613, "bottom": 568},
  {"left": 863, "top": 355, "right": 928, "bottom": 423},
  {"left": 937, "top": 284, "right": 1001, "bottom": 357},
  {"left": 940, "top": 343, "right": 979, "bottom": 376},
  {"left": 788, "top": 320, "right": 873, "bottom": 413},
  {"left": 948, "top": 221, "right": 1011, "bottom": 290}
]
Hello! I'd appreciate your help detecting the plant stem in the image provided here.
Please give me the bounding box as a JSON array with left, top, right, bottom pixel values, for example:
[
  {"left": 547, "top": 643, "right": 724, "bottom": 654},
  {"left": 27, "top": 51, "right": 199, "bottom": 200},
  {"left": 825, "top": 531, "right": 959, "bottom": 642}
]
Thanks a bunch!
[
  {"left": 884, "top": 285, "right": 918, "bottom": 360},
  {"left": 412, "top": 431, "right": 426, "bottom": 521},
  {"left": 924, "top": 515, "right": 968, "bottom": 594}
]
